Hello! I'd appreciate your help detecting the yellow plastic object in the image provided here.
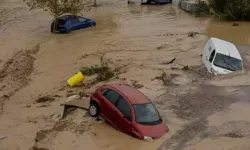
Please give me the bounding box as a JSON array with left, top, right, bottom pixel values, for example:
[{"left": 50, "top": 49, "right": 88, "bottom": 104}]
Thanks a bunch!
[{"left": 67, "top": 72, "right": 85, "bottom": 87}]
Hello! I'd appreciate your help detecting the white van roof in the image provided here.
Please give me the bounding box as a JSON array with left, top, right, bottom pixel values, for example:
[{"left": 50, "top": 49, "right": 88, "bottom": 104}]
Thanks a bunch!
[{"left": 210, "top": 38, "right": 242, "bottom": 60}]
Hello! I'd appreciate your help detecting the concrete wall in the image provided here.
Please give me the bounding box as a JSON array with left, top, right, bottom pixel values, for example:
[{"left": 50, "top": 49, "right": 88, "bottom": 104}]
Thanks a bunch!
[
  {"left": 173, "top": 0, "right": 205, "bottom": 12},
  {"left": 180, "top": 0, "right": 199, "bottom": 12},
  {"left": 172, "top": 0, "right": 183, "bottom": 6}
]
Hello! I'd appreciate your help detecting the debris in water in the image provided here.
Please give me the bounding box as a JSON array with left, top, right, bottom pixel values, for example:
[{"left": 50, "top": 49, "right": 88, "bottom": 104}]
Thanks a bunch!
[
  {"left": 50, "top": 114, "right": 62, "bottom": 121},
  {"left": 154, "top": 72, "right": 179, "bottom": 85},
  {"left": 67, "top": 94, "right": 81, "bottom": 102},
  {"left": 31, "top": 146, "right": 49, "bottom": 150},
  {"left": 2, "top": 95, "right": 9, "bottom": 98},
  {"left": 25, "top": 105, "right": 31, "bottom": 108},
  {"left": 35, "top": 130, "right": 47, "bottom": 142},
  {"left": 96, "top": 116, "right": 104, "bottom": 122},
  {"left": 63, "top": 106, "right": 77, "bottom": 118},
  {"left": 182, "top": 66, "right": 190, "bottom": 70},
  {"left": 53, "top": 94, "right": 61, "bottom": 98},
  {"left": 0, "top": 135, "right": 7, "bottom": 140},
  {"left": 132, "top": 80, "right": 144, "bottom": 89},
  {"left": 67, "top": 72, "right": 85, "bottom": 87},
  {"left": 188, "top": 31, "right": 199, "bottom": 37},
  {"left": 224, "top": 132, "right": 244, "bottom": 138},
  {"left": 29, "top": 44, "right": 40, "bottom": 54},
  {"left": 0, "top": 85, "right": 5, "bottom": 91},
  {"left": 35, "top": 96, "right": 55, "bottom": 103},
  {"left": 171, "top": 67, "right": 179, "bottom": 70},
  {"left": 232, "top": 23, "right": 239, "bottom": 26},
  {"left": 37, "top": 104, "right": 51, "bottom": 108},
  {"left": 162, "top": 58, "right": 176, "bottom": 65}
]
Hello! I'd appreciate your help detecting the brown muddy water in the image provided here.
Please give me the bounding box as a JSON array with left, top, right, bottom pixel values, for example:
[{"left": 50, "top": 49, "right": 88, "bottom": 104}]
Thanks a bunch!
[{"left": 1, "top": 0, "right": 250, "bottom": 150}]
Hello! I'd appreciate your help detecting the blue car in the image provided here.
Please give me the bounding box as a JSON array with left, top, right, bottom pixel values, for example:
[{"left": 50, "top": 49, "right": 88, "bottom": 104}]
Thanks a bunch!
[{"left": 51, "top": 15, "right": 96, "bottom": 33}]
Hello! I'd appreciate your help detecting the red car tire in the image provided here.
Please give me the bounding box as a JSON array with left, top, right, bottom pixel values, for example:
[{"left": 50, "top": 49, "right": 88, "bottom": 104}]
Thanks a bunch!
[{"left": 89, "top": 102, "right": 99, "bottom": 117}]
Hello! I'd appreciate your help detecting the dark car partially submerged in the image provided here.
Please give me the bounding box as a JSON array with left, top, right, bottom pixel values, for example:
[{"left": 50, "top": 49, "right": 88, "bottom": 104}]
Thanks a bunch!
[{"left": 51, "top": 15, "right": 96, "bottom": 33}]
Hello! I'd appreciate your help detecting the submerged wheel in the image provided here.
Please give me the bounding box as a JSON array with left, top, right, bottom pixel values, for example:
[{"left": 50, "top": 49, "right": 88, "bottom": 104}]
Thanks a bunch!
[
  {"left": 89, "top": 102, "right": 99, "bottom": 117},
  {"left": 67, "top": 29, "right": 72, "bottom": 34}
]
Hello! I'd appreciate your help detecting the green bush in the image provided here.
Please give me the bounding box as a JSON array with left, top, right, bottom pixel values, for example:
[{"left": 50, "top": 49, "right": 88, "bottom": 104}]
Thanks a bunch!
[
  {"left": 209, "top": 0, "right": 250, "bottom": 21},
  {"left": 80, "top": 55, "right": 115, "bottom": 82},
  {"left": 194, "top": 1, "right": 211, "bottom": 17}
]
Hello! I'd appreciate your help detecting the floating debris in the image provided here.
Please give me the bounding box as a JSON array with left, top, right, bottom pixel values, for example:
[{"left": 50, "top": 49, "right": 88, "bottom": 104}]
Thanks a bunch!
[
  {"left": 224, "top": 132, "right": 244, "bottom": 138},
  {"left": 35, "top": 96, "right": 55, "bottom": 103},
  {"left": 0, "top": 135, "right": 7, "bottom": 140}
]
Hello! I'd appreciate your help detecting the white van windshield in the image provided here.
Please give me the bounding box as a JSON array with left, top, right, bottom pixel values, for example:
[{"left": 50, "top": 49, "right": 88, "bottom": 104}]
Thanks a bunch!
[{"left": 213, "top": 53, "right": 242, "bottom": 71}]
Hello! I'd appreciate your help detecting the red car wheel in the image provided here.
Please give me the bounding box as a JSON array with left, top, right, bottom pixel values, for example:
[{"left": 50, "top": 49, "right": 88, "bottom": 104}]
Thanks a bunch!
[{"left": 89, "top": 103, "right": 99, "bottom": 117}]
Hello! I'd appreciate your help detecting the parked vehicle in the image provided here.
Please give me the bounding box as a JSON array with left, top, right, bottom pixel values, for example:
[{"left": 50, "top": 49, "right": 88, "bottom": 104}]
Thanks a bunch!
[
  {"left": 128, "top": 0, "right": 172, "bottom": 5},
  {"left": 202, "top": 38, "right": 243, "bottom": 75},
  {"left": 51, "top": 15, "right": 96, "bottom": 33},
  {"left": 88, "top": 84, "right": 169, "bottom": 140}
]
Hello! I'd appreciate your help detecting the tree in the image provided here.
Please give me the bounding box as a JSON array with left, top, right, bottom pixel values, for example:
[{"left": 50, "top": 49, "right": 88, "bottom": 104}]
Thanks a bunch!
[
  {"left": 23, "top": 0, "right": 93, "bottom": 32},
  {"left": 208, "top": 0, "right": 250, "bottom": 21}
]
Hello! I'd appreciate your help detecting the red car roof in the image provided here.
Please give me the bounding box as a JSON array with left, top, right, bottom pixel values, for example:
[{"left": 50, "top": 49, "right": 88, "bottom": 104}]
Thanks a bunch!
[{"left": 109, "top": 84, "right": 150, "bottom": 104}]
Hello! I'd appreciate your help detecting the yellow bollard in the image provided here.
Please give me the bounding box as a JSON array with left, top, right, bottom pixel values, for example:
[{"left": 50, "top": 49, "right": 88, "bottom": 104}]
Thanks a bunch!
[{"left": 67, "top": 72, "right": 85, "bottom": 87}]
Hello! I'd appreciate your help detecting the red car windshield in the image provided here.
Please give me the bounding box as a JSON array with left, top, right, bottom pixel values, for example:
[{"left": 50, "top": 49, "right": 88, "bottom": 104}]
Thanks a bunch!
[{"left": 133, "top": 103, "right": 162, "bottom": 125}]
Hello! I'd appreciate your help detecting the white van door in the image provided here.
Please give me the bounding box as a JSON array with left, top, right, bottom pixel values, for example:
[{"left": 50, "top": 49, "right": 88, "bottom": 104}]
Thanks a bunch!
[
  {"left": 203, "top": 40, "right": 216, "bottom": 73},
  {"left": 206, "top": 49, "right": 216, "bottom": 72}
]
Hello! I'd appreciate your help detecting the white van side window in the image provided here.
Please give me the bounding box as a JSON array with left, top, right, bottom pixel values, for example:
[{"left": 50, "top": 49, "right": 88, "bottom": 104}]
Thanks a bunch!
[{"left": 209, "top": 50, "right": 216, "bottom": 63}]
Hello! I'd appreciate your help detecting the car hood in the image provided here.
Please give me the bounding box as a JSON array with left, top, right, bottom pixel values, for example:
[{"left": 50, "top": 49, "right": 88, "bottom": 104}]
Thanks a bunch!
[
  {"left": 213, "top": 65, "right": 233, "bottom": 75},
  {"left": 135, "top": 122, "right": 169, "bottom": 138}
]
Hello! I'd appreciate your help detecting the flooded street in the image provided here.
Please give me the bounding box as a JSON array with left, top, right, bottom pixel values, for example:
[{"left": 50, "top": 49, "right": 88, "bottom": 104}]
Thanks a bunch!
[{"left": 1, "top": 0, "right": 250, "bottom": 150}]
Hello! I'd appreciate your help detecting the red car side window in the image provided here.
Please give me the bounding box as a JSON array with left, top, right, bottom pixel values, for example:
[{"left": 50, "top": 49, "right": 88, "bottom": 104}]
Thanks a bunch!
[
  {"left": 103, "top": 90, "right": 120, "bottom": 106},
  {"left": 101, "top": 89, "right": 108, "bottom": 95},
  {"left": 116, "top": 97, "right": 132, "bottom": 120}
]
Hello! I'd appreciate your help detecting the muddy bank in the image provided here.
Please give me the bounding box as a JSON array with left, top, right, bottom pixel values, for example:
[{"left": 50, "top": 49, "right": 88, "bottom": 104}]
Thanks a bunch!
[
  {"left": 0, "top": 44, "right": 41, "bottom": 115},
  {"left": 0, "top": 0, "right": 50, "bottom": 72}
]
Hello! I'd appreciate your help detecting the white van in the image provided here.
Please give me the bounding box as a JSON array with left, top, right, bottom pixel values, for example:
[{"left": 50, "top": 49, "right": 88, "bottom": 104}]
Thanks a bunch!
[{"left": 202, "top": 38, "right": 243, "bottom": 75}]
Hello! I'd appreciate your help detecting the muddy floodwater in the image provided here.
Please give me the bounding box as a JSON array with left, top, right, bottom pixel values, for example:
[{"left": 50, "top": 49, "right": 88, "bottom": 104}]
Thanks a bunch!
[{"left": 1, "top": 0, "right": 250, "bottom": 150}]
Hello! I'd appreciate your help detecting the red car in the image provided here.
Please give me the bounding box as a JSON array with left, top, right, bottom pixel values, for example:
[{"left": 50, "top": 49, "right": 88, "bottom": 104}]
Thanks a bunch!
[{"left": 88, "top": 84, "right": 169, "bottom": 140}]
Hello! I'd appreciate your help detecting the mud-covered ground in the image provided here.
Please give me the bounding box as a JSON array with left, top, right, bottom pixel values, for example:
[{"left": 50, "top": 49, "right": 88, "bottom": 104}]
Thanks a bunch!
[{"left": 1, "top": 0, "right": 250, "bottom": 150}]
